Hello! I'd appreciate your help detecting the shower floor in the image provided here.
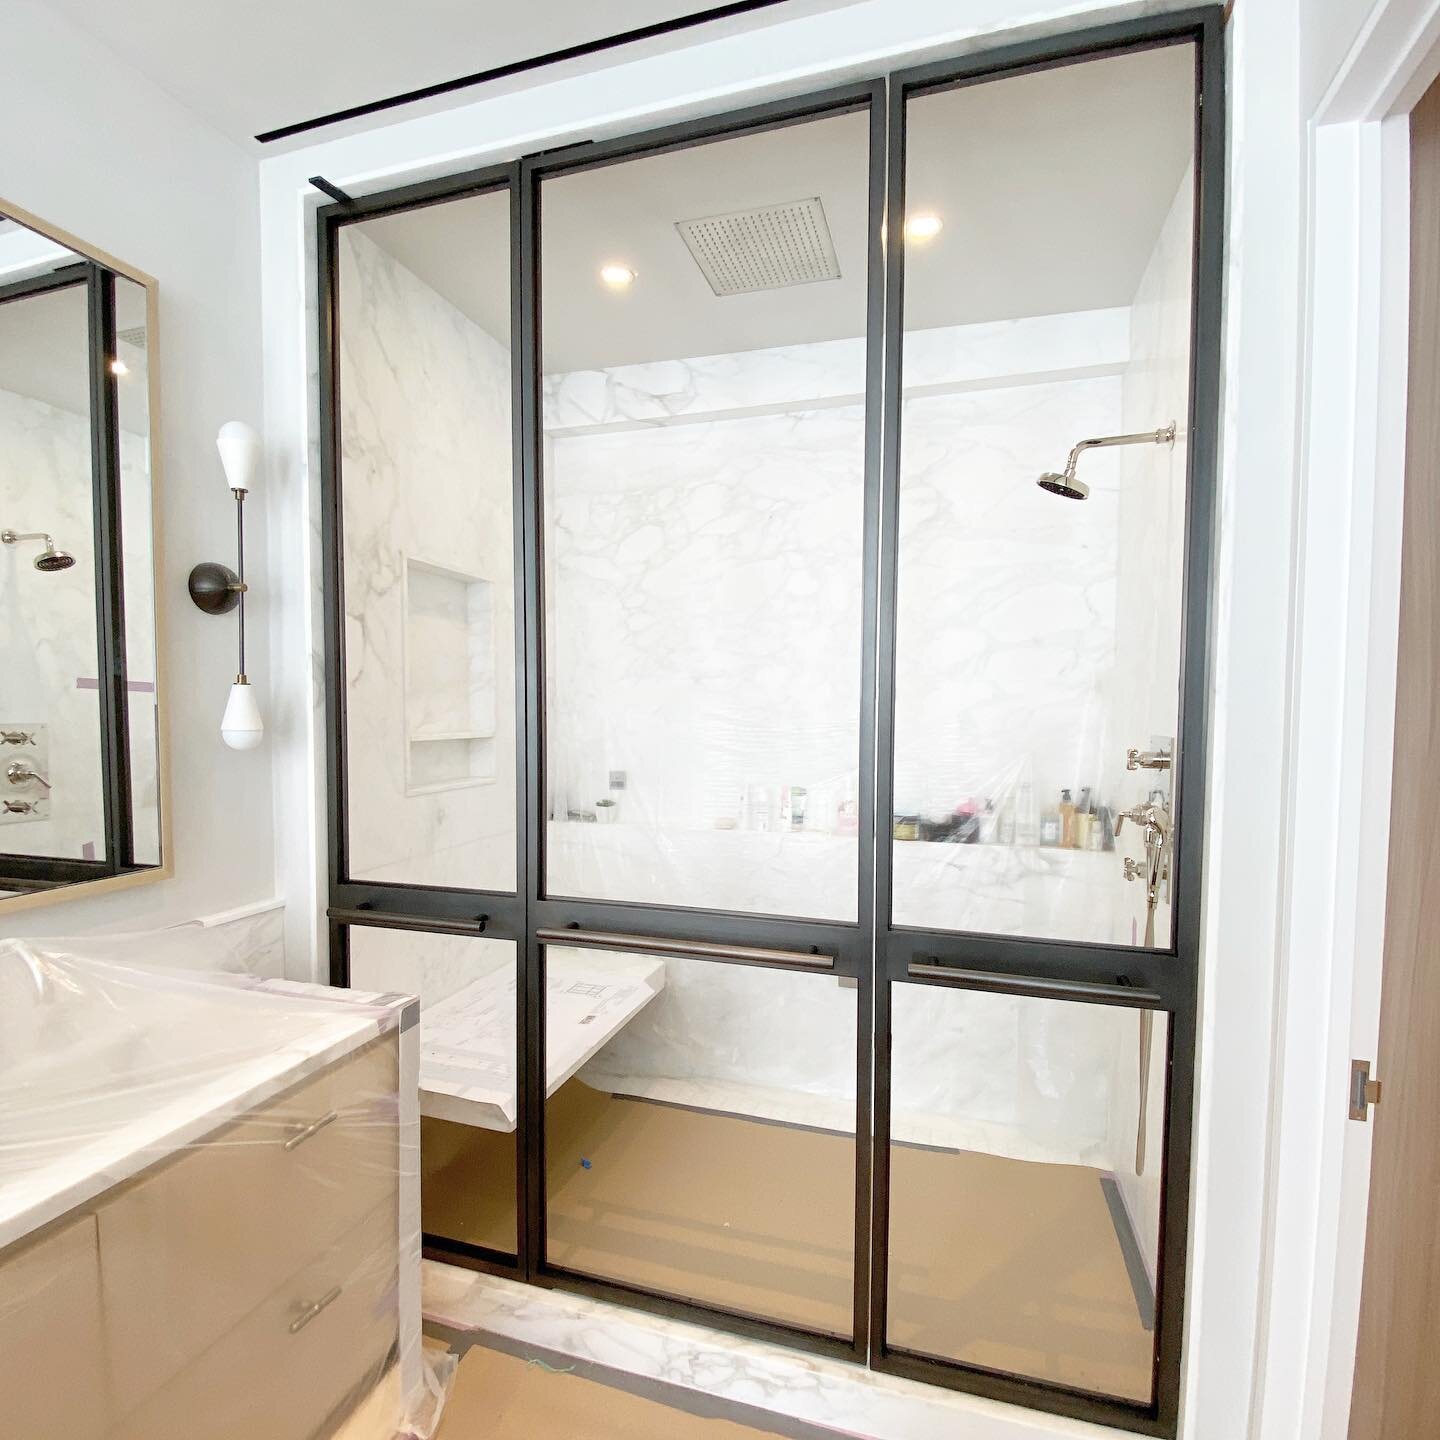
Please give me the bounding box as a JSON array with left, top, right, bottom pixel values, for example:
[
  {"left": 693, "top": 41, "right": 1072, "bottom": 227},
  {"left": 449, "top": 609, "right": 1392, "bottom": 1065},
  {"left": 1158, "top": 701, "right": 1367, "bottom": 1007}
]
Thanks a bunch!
[{"left": 422, "top": 1079, "right": 1154, "bottom": 1404}]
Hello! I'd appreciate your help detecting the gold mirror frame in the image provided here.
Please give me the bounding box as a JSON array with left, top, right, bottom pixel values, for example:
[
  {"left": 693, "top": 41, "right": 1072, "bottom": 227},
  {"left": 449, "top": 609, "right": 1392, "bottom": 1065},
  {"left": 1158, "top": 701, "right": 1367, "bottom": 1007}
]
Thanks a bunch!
[{"left": 0, "top": 196, "right": 170, "bottom": 915}]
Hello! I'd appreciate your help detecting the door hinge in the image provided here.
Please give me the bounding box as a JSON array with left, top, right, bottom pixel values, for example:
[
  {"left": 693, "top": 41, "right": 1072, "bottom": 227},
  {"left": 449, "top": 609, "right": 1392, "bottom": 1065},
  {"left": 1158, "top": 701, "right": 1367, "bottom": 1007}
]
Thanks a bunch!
[{"left": 1349, "top": 1058, "right": 1383, "bottom": 1121}]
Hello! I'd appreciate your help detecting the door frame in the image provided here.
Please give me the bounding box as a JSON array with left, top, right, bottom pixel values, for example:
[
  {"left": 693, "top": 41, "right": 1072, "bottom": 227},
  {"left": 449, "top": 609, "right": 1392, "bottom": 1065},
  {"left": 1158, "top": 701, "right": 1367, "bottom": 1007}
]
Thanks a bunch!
[
  {"left": 1253, "top": 3, "right": 1440, "bottom": 1436},
  {"left": 318, "top": 72, "right": 887, "bottom": 1365},
  {"left": 314, "top": 11, "right": 1224, "bottom": 1435},
  {"left": 869, "top": 16, "right": 1222, "bottom": 1435}
]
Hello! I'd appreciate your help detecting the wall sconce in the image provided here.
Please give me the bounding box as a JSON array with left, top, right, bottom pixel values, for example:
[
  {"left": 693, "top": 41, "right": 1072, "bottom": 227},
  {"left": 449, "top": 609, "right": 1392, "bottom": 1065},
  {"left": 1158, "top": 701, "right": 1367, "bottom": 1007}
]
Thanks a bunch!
[{"left": 188, "top": 421, "right": 264, "bottom": 750}]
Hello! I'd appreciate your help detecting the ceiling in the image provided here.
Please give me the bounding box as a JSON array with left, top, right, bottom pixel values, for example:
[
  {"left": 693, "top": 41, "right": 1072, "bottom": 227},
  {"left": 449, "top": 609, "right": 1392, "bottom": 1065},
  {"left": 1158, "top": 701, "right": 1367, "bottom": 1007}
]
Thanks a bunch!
[
  {"left": 355, "top": 43, "right": 1196, "bottom": 373},
  {"left": 36, "top": 0, "right": 848, "bottom": 147}
]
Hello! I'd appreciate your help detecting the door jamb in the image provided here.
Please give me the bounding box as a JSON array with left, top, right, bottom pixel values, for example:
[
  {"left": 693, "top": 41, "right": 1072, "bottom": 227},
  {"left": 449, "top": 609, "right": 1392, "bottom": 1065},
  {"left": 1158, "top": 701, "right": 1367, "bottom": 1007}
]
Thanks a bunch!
[{"left": 1254, "top": 4, "right": 1440, "bottom": 1436}]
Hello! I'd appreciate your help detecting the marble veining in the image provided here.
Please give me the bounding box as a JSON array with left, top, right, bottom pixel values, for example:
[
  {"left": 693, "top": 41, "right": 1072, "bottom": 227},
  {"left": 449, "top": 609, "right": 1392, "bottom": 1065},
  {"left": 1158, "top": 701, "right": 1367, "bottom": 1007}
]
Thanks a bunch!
[
  {"left": 424, "top": 1263, "right": 1120, "bottom": 1440},
  {"left": 338, "top": 227, "right": 517, "bottom": 891}
]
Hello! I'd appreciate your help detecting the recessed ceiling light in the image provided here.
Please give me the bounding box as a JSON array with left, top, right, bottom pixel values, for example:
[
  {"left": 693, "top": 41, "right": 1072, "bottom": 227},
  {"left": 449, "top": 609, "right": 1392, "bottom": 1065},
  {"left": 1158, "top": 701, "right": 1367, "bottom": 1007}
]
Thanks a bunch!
[
  {"left": 599, "top": 263, "right": 636, "bottom": 289},
  {"left": 904, "top": 213, "right": 944, "bottom": 243},
  {"left": 109, "top": 358, "right": 128, "bottom": 376}
]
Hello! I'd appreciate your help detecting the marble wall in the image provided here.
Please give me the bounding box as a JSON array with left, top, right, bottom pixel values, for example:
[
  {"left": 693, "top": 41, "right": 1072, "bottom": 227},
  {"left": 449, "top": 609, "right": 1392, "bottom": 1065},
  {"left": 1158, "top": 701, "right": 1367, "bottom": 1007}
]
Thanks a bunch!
[
  {"left": 543, "top": 308, "right": 1134, "bottom": 943},
  {"left": 337, "top": 219, "right": 1191, "bottom": 1185},
  {"left": 15, "top": 899, "right": 287, "bottom": 978},
  {"left": 0, "top": 380, "right": 154, "bottom": 864},
  {"left": 538, "top": 305, "right": 1148, "bottom": 1170},
  {"left": 338, "top": 227, "right": 517, "bottom": 892},
  {"left": 1106, "top": 167, "right": 1197, "bottom": 1276}
]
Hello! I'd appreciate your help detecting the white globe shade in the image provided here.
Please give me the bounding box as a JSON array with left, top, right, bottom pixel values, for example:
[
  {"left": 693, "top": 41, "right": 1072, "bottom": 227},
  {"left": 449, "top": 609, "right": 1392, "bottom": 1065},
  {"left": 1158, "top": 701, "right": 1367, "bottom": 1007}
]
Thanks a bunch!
[
  {"left": 216, "top": 420, "right": 261, "bottom": 493},
  {"left": 220, "top": 680, "right": 264, "bottom": 750}
]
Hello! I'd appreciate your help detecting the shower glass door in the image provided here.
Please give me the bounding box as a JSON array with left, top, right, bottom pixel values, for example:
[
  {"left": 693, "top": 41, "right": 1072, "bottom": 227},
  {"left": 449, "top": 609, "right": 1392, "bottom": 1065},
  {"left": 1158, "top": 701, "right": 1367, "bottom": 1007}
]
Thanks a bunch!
[
  {"left": 318, "top": 12, "right": 1220, "bottom": 1437},
  {"left": 525, "top": 84, "right": 883, "bottom": 1348},
  {"left": 872, "top": 29, "right": 1217, "bottom": 1430},
  {"left": 322, "top": 171, "right": 527, "bottom": 1267}
]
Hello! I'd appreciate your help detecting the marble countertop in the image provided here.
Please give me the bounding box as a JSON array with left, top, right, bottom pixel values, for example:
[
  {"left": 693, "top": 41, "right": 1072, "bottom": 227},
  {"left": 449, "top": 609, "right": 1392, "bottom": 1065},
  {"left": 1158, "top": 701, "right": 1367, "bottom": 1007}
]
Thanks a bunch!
[{"left": 0, "top": 958, "right": 414, "bottom": 1254}]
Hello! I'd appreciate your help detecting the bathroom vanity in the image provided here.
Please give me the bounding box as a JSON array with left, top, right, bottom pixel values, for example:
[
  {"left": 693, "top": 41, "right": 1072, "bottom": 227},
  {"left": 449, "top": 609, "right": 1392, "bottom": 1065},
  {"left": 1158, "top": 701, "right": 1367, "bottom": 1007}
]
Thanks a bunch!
[{"left": 0, "top": 946, "right": 420, "bottom": 1440}]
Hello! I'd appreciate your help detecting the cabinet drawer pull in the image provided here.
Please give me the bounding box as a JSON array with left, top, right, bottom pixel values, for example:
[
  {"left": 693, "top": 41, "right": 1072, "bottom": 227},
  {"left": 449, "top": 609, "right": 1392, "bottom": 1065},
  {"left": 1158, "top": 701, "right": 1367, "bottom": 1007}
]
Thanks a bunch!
[
  {"left": 283, "top": 1110, "right": 339, "bottom": 1151},
  {"left": 288, "top": 1286, "right": 342, "bottom": 1334}
]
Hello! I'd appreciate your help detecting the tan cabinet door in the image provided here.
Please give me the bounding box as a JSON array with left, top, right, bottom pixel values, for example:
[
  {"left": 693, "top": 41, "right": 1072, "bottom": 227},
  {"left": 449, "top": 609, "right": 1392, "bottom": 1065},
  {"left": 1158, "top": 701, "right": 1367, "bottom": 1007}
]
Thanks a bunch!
[{"left": 0, "top": 1213, "right": 112, "bottom": 1440}]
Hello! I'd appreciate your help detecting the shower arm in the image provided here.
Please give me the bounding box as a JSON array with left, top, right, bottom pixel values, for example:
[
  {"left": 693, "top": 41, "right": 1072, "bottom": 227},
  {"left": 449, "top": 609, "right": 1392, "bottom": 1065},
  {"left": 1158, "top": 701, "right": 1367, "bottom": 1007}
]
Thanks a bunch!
[
  {"left": 1, "top": 530, "right": 54, "bottom": 547},
  {"left": 1061, "top": 423, "right": 1176, "bottom": 479}
]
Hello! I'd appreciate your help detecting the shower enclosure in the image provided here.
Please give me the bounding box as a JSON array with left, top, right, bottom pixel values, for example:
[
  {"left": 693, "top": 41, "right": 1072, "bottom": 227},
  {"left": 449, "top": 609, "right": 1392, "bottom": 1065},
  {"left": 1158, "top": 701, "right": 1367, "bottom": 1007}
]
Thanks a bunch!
[{"left": 317, "top": 11, "right": 1222, "bottom": 1436}]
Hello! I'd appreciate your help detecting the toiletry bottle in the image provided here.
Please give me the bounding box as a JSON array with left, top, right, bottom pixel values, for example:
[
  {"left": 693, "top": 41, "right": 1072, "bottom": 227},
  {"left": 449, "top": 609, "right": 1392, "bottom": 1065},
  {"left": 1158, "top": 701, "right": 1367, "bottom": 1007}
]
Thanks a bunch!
[
  {"left": 998, "top": 795, "right": 1016, "bottom": 846},
  {"left": 1017, "top": 781, "right": 1037, "bottom": 845},
  {"left": 749, "top": 784, "right": 770, "bottom": 832},
  {"left": 1085, "top": 800, "right": 1104, "bottom": 851},
  {"left": 790, "top": 787, "right": 807, "bottom": 832},
  {"left": 1059, "top": 788, "right": 1077, "bottom": 848},
  {"left": 1039, "top": 807, "right": 1061, "bottom": 846},
  {"left": 978, "top": 799, "right": 998, "bottom": 844},
  {"left": 1075, "top": 788, "right": 1094, "bottom": 851}
]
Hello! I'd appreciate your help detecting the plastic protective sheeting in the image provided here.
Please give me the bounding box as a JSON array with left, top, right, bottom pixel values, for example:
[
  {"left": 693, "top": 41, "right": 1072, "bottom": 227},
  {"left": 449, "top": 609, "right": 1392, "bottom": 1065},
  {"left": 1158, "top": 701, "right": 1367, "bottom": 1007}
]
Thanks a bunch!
[{"left": 0, "top": 937, "right": 436, "bottom": 1440}]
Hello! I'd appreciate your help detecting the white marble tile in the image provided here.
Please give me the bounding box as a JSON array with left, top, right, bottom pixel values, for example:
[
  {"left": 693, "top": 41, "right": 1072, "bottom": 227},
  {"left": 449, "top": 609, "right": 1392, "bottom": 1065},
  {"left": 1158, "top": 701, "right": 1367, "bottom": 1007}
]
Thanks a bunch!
[
  {"left": 423, "top": 1263, "right": 1121, "bottom": 1440},
  {"left": 25, "top": 903, "right": 289, "bottom": 979},
  {"left": 338, "top": 227, "right": 517, "bottom": 890},
  {"left": 542, "top": 308, "right": 1130, "bottom": 433}
]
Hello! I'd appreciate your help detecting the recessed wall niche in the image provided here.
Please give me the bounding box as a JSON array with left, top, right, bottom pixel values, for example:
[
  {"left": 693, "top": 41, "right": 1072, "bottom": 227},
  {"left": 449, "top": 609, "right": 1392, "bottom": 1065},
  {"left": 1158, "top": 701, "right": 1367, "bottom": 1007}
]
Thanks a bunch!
[{"left": 403, "top": 555, "right": 496, "bottom": 794}]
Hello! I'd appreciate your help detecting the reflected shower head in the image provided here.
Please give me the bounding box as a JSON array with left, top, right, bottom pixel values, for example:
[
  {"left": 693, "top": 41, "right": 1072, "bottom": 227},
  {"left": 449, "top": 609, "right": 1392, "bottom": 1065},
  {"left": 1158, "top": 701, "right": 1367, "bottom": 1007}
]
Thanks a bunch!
[
  {"left": 2, "top": 529, "right": 75, "bottom": 572},
  {"left": 1037, "top": 423, "right": 1177, "bottom": 502}
]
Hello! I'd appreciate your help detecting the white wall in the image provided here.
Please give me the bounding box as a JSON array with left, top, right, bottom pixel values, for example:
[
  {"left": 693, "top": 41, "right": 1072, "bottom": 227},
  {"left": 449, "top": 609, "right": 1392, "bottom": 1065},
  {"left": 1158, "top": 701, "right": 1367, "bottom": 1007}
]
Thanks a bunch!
[{"left": 0, "top": 1, "right": 271, "bottom": 938}]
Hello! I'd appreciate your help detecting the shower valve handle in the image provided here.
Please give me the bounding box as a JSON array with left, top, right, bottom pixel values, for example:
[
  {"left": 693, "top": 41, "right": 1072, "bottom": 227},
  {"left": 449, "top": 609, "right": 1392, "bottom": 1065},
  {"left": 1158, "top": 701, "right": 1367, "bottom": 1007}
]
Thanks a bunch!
[
  {"left": 1115, "top": 803, "right": 1168, "bottom": 841},
  {"left": 1126, "top": 747, "right": 1172, "bottom": 772},
  {"left": 6, "top": 761, "right": 51, "bottom": 790}
]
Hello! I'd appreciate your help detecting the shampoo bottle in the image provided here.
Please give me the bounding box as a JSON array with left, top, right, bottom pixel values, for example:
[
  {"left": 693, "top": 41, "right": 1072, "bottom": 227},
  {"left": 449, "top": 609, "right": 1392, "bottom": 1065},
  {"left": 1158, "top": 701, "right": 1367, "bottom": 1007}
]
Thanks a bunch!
[{"left": 1059, "top": 788, "right": 1078, "bottom": 848}]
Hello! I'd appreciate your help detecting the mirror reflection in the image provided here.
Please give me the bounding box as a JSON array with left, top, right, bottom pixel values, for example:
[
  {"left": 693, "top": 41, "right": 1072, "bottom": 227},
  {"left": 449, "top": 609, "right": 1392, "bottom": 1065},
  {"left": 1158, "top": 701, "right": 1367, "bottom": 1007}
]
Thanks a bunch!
[{"left": 0, "top": 211, "right": 160, "bottom": 900}]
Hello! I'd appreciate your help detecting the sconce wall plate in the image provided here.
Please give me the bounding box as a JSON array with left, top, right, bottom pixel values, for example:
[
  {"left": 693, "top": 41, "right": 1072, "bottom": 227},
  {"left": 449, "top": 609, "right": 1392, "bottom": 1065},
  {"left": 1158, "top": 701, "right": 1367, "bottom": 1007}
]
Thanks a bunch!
[{"left": 187, "top": 560, "right": 243, "bottom": 615}]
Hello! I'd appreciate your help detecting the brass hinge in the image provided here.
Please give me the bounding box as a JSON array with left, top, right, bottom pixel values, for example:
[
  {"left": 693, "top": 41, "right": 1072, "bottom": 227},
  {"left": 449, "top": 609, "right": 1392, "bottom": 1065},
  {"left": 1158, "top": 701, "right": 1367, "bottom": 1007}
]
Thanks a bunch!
[{"left": 1349, "top": 1059, "right": 1383, "bottom": 1121}]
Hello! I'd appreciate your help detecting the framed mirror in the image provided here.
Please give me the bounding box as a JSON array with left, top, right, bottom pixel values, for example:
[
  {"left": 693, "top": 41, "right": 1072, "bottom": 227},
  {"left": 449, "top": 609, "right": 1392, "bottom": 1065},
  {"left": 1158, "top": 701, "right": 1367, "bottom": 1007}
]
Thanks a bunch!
[{"left": 0, "top": 200, "right": 165, "bottom": 909}]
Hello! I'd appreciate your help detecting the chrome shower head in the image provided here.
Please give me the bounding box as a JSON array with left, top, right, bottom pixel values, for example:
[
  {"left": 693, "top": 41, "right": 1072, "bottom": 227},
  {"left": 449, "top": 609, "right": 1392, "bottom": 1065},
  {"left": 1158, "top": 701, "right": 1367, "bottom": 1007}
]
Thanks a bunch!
[
  {"left": 2, "top": 529, "right": 75, "bottom": 571},
  {"left": 1037, "top": 470, "right": 1089, "bottom": 501},
  {"left": 1036, "top": 423, "right": 1177, "bottom": 502},
  {"left": 33, "top": 546, "right": 75, "bottom": 572}
]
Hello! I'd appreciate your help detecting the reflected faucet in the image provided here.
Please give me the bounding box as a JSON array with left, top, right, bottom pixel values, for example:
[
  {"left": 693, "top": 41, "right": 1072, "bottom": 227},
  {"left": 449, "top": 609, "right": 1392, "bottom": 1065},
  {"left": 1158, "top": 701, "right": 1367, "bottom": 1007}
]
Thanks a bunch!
[{"left": 6, "top": 761, "right": 50, "bottom": 790}]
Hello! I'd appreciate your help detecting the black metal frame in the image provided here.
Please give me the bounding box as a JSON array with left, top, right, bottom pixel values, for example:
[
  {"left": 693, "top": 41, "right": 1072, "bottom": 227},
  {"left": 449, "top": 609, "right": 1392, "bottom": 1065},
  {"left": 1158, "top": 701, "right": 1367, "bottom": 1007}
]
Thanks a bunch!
[
  {"left": 0, "top": 261, "right": 142, "bottom": 891},
  {"left": 868, "top": 12, "right": 1224, "bottom": 1435},
  {"left": 316, "top": 9, "right": 1224, "bottom": 1435}
]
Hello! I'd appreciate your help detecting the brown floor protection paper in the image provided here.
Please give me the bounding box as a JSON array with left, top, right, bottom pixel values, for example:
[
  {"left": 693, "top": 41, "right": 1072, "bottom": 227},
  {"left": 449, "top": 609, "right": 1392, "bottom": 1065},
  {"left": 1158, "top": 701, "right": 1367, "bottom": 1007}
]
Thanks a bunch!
[
  {"left": 423, "top": 1079, "right": 1153, "bottom": 1403},
  {"left": 434, "top": 1344, "right": 796, "bottom": 1440}
]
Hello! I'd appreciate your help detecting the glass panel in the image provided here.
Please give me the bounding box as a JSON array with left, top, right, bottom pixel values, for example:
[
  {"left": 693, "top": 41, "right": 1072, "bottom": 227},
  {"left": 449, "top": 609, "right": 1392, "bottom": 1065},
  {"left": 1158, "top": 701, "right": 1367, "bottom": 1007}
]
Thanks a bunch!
[
  {"left": 114, "top": 275, "right": 160, "bottom": 866},
  {"left": 0, "top": 280, "right": 104, "bottom": 860},
  {"left": 544, "top": 946, "right": 857, "bottom": 1336},
  {"left": 887, "top": 983, "right": 1166, "bottom": 1403},
  {"left": 891, "top": 45, "right": 1197, "bottom": 947},
  {"left": 348, "top": 926, "right": 518, "bottom": 1257},
  {"left": 337, "top": 189, "right": 517, "bottom": 890},
  {"left": 540, "top": 108, "right": 872, "bottom": 920}
]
